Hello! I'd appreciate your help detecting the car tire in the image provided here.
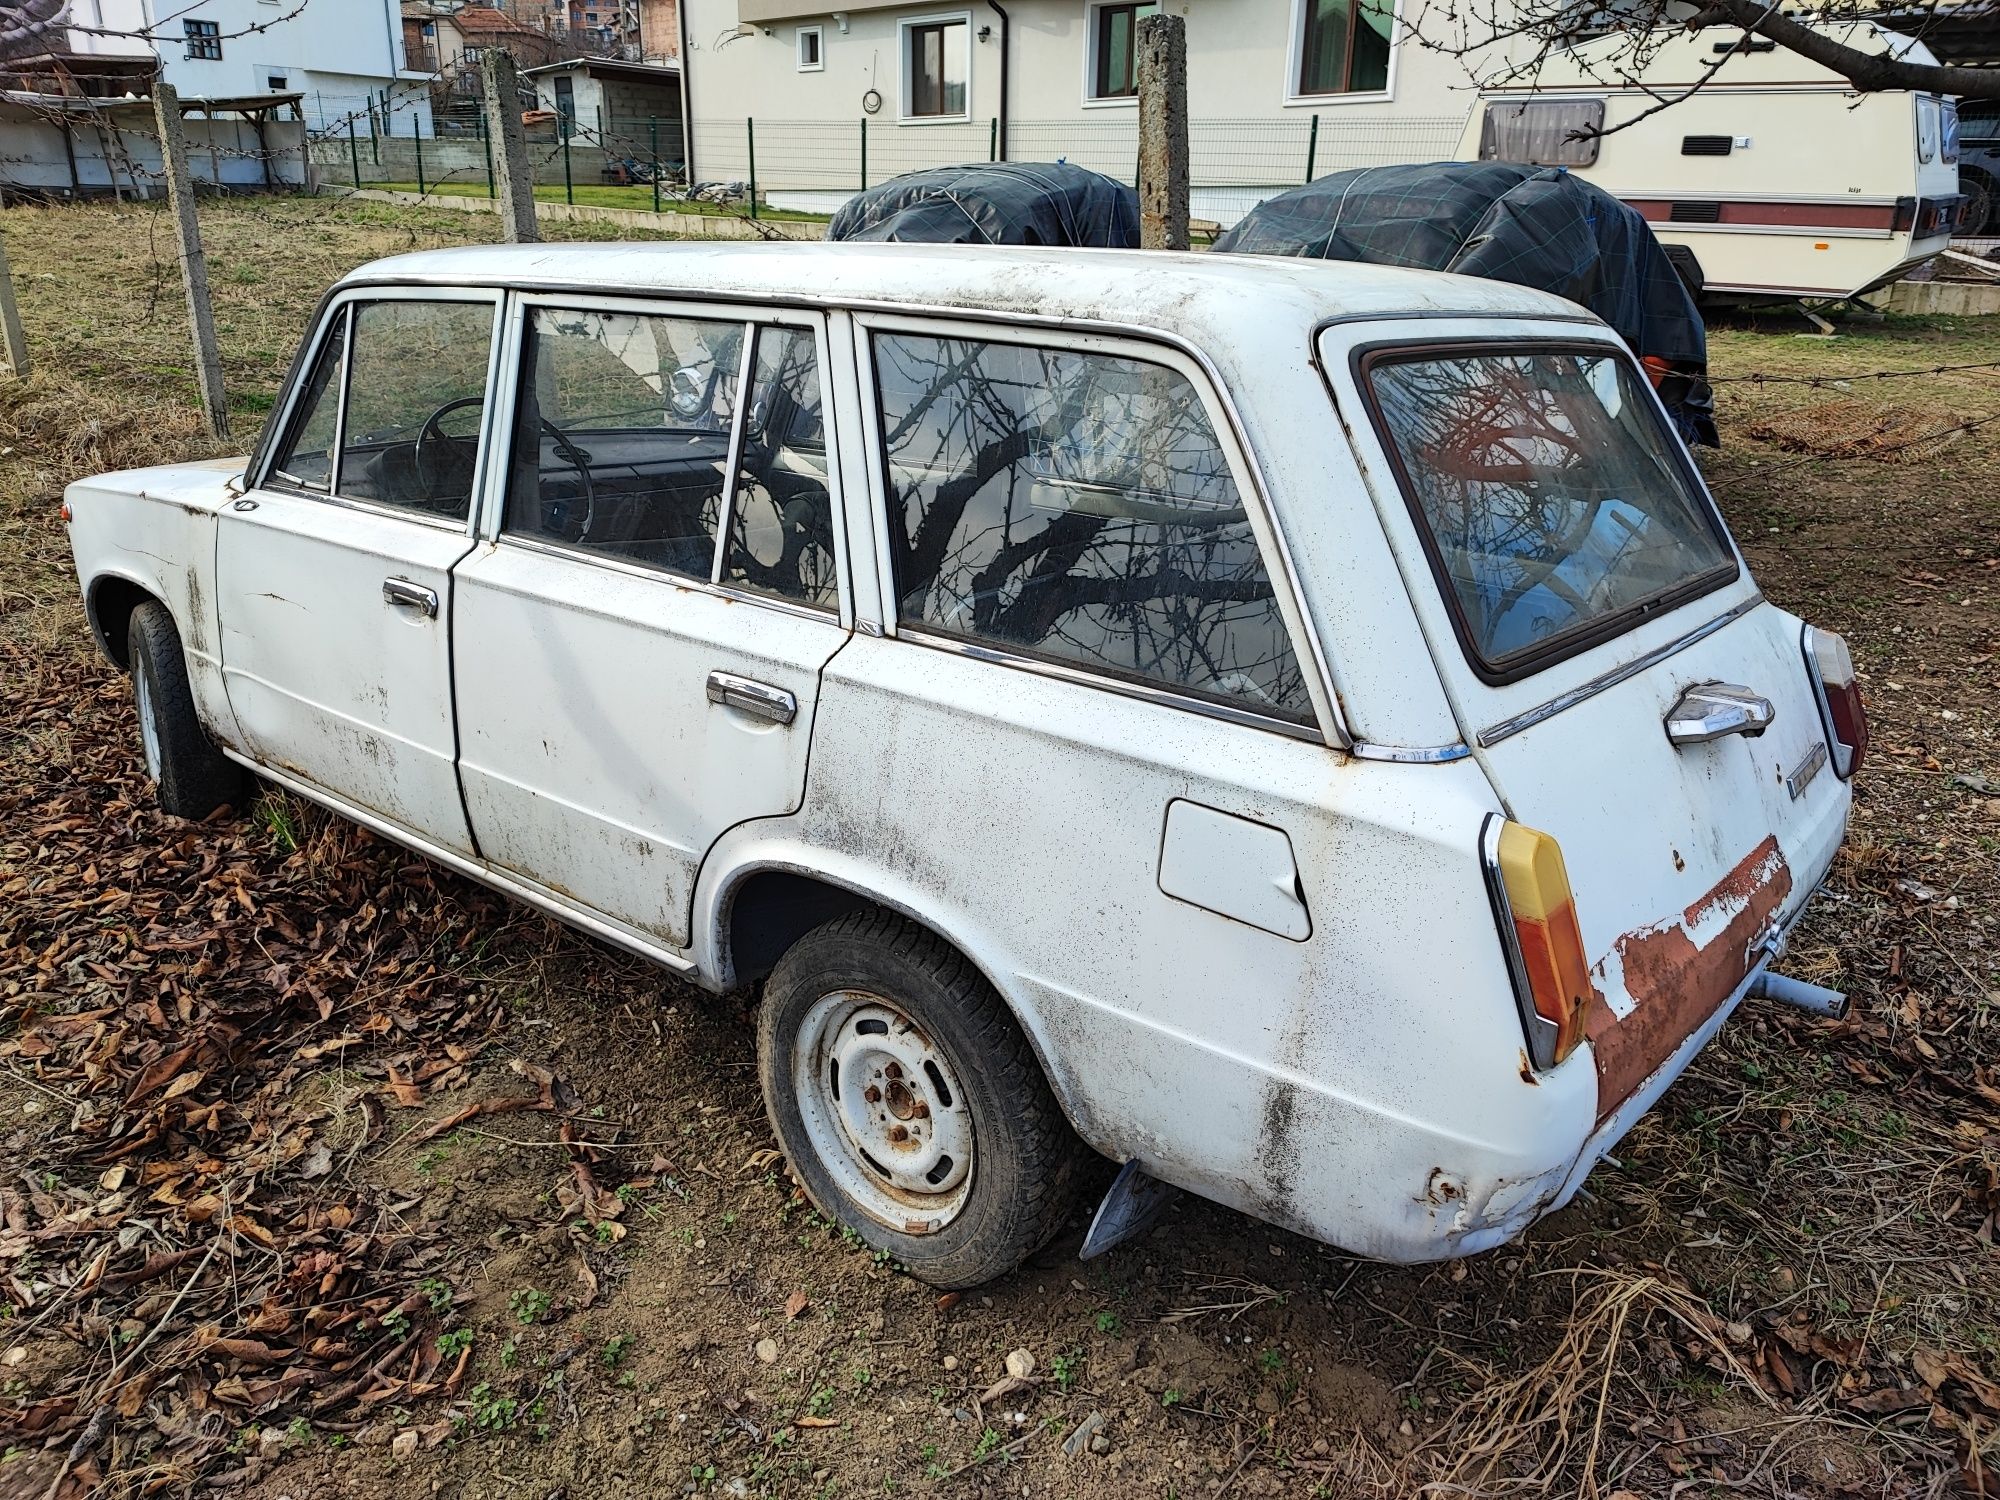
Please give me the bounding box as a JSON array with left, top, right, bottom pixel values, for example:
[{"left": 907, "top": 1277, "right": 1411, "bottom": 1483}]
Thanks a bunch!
[
  {"left": 1962, "top": 171, "right": 1996, "bottom": 238},
  {"left": 757, "top": 910, "right": 1082, "bottom": 1288},
  {"left": 127, "top": 600, "right": 243, "bottom": 819}
]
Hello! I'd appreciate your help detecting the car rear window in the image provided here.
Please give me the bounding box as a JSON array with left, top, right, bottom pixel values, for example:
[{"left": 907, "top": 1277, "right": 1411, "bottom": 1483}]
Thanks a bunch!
[{"left": 1365, "top": 345, "right": 1736, "bottom": 679}]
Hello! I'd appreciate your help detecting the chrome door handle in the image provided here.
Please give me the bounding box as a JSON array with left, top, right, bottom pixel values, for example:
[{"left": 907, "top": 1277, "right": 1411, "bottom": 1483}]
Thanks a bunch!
[
  {"left": 1665, "top": 683, "right": 1774, "bottom": 745},
  {"left": 382, "top": 577, "right": 439, "bottom": 618},
  {"left": 706, "top": 670, "right": 797, "bottom": 725}
]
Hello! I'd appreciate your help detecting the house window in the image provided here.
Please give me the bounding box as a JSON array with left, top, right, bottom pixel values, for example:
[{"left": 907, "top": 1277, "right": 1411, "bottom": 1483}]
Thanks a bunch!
[
  {"left": 183, "top": 19, "right": 222, "bottom": 61},
  {"left": 267, "top": 74, "right": 289, "bottom": 91},
  {"left": 904, "top": 17, "right": 968, "bottom": 119},
  {"left": 1293, "top": 0, "right": 1391, "bottom": 97},
  {"left": 1089, "top": 2, "right": 1154, "bottom": 100},
  {"left": 797, "top": 25, "right": 823, "bottom": 71}
]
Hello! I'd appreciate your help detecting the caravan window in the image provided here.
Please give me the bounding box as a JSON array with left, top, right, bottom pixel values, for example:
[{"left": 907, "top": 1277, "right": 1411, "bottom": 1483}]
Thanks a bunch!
[
  {"left": 1917, "top": 97, "right": 1939, "bottom": 163},
  {"left": 1478, "top": 99, "right": 1605, "bottom": 168}
]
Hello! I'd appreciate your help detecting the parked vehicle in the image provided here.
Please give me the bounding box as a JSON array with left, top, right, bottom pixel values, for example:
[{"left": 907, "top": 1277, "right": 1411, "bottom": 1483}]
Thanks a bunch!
[
  {"left": 65, "top": 244, "right": 1863, "bottom": 1286},
  {"left": 1458, "top": 22, "right": 1965, "bottom": 303},
  {"left": 1961, "top": 102, "right": 1999, "bottom": 237}
]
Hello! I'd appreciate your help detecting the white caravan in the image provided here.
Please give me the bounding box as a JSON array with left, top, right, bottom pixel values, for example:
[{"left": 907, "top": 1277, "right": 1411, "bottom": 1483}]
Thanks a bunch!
[{"left": 1459, "top": 23, "right": 1966, "bottom": 303}]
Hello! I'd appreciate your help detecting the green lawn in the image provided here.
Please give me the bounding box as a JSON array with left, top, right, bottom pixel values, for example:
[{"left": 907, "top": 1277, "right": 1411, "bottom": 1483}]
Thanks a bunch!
[{"left": 368, "top": 179, "right": 830, "bottom": 223}]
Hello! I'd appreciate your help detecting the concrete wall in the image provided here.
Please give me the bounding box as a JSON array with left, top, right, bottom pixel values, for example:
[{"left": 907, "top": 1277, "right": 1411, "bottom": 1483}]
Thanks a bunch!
[
  {"left": 678, "top": 0, "right": 1486, "bottom": 218},
  {"left": 0, "top": 104, "right": 310, "bottom": 196}
]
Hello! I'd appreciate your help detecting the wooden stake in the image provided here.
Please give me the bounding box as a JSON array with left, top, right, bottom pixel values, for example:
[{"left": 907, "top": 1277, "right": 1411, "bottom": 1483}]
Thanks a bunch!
[
  {"left": 151, "top": 80, "right": 228, "bottom": 441},
  {"left": 1135, "top": 12, "right": 1190, "bottom": 251},
  {"left": 480, "top": 50, "right": 541, "bottom": 244},
  {"left": 0, "top": 229, "right": 30, "bottom": 379}
]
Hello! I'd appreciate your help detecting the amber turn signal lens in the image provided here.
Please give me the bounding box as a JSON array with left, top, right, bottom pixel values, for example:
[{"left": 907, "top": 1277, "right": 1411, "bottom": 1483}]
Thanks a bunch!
[{"left": 1483, "top": 819, "right": 1595, "bottom": 1071}]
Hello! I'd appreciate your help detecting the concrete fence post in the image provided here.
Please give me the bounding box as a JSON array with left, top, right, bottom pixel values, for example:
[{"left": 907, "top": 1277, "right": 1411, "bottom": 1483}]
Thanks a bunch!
[
  {"left": 0, "top": 229, "right": 29, "bottom": 379},
  {"left": 1135, "top": 13, "right": 1189, "bottom": 251},
  {"left": 479, "top": 50, "right": 541, "bottom": 243},
  {"left": 151, "top": 80, "right": 228, "bottom": 440}
]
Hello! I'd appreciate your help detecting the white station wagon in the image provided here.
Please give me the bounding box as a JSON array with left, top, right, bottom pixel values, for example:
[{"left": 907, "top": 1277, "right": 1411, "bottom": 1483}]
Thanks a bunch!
[{"left": 66, "top": 243, "right": 1865, "bottom": 1286}]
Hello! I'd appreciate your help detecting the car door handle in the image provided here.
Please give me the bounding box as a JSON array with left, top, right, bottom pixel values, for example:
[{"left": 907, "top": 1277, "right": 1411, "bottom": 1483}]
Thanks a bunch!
[
  {"left": 382, "top": 577, "right": 439, "bottom": 618},
  {"left": 706, "top": 671, "right": 797, "bottom": 726},
  {"left": 1665, "top": 683, "right": 1774, "bottom": 745}
]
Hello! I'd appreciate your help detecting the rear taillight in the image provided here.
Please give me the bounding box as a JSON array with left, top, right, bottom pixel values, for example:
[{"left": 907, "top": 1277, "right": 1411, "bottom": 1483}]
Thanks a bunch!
[
  {"left": 1803, "top": 625, "right": 1868, "bottom": 779},
  {"left": 1481, "top": 816, "right": 1596, "bottom": 1072}
]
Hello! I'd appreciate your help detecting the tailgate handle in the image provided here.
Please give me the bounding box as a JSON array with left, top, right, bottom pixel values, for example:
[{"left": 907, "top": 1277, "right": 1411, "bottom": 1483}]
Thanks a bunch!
[{"left": 1665, "top": 683, "right": 1774, "bottom": 745}]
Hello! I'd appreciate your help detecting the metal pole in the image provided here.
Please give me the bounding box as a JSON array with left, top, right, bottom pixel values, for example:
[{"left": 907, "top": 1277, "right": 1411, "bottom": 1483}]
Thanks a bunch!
[
  {"left": 481, "top": 108, "right": 495, "bottom": 198},
  {"left": 989, "top": 116, "right": 997, "bottom": 162},
  {"left": 859, "top": 117, "right": 867, "bottom": 192},
  {"left": 348, "top": 115, "right": 362, "bottom": 187},
  {"left": 562, "top": 118, "right": 573, "bottom": 204},
  {"left": 650, "top": 117, "right": 661, "bottom": 212},
  {"left": 414, "top": 114, "right": 425, "bottom": 195},
  {"left": 746, "top": 116, "right": 757, "bottom": 220},
  {"left": 1305, "top": 113, "right": 1319, "bottom": 184}
]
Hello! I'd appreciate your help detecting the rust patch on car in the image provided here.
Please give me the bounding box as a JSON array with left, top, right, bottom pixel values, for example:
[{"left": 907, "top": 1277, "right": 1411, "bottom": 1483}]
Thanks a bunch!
[{"left": 1587, "top": 836, "right": 1792, "bottom": 1119}]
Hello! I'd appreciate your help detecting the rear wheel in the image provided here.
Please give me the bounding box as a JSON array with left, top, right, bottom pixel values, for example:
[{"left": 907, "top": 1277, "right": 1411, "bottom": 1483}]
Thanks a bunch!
[
  {"left": 127, "top": 600, "right": 242, "bottom": 819},
  {"left": 756, "top": 911, "right": 1081, "bottom": 1288},
  {"left": 1962, "top": 170, "right": 1996, "bottom": 238}
]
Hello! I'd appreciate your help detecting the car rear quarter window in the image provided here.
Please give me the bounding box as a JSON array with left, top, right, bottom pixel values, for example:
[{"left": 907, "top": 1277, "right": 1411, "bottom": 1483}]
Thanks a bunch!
[
  {"left": 1365, "top": 344, "right": 1737, "bottom": 681},
  {"left": 872, "top": 331, "right": 1314, "bottom": 726}
]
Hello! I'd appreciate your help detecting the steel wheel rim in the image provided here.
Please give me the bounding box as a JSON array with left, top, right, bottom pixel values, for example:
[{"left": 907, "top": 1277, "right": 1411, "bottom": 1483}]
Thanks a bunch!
[
  {"left": 135, "top": 664, "right": 162, "bottom": 782},
  {"left": 791, "top": 989, "right": 974, "bottom": 1235}
]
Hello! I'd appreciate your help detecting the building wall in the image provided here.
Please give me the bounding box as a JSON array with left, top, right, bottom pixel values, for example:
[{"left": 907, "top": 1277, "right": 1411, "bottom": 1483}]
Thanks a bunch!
[
  {"left": 68, "top": 0, "right": 431, "bottom": 132},
  {"left": 639, "top": 0, "right": 681, "bottom": 60},
  {"left": 679, "top": 0, "right": 1504, "bottom": 214}
]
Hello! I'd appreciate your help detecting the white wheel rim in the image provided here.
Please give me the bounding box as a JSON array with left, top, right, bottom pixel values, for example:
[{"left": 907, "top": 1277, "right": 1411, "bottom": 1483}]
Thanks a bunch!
[
  {"left": 791, "top": 989, "right": 975, "bottom": 1235},
  {"left": 135, "top": 665, "right": 162, "bottom": 782}
]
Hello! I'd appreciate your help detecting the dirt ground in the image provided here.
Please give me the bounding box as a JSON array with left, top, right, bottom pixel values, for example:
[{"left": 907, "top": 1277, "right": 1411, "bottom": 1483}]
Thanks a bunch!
[{"left": 2, "top": 197, "right": 1998, "bottom": 1499}]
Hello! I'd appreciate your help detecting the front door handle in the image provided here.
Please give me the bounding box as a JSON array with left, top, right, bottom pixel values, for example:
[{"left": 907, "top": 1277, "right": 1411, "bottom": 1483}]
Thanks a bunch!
[
  {"left": 706, "top": 670, "right": 797, "bottom": 726},
  {"left": 1665, "top": 683, "right": 1774, "bottom": 745},
  {"left": 382, "top": 577, "right": 439, "bottom": 618}
]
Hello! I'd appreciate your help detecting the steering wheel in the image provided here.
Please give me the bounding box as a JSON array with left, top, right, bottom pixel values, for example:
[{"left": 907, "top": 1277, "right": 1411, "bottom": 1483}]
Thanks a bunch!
[{"left": 412, "top": 395, "right": 486, "bottom": 502}]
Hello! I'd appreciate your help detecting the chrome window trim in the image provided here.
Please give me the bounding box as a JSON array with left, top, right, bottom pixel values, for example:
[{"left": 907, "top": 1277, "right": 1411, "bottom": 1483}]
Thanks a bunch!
[
  {"left": 1476, "top": 593, "right": 1765, "bottom": 748},
  {"left": 254, "top": 285, "right": 505, "bottom": 538},
  {"left": 899, "top": 626, "right": 1323, "bottom": 744},
  {"left": 853, "top": 310, "right": 1339, "bottom": 746},
  {"left": 710, "top": 324, "right": 762, "bottom": 585},
  {"left": 491, "top": 530, "right": 843, "bottom": 626},
  {"left": 1348, "top": 740, "right": 1472, "bottom": 763}
]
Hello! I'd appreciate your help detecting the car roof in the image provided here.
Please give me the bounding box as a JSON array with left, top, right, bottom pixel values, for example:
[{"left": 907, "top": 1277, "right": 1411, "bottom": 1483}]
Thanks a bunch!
[{"left": 337, "top": 241, "right": 1597, "bottom": 337}]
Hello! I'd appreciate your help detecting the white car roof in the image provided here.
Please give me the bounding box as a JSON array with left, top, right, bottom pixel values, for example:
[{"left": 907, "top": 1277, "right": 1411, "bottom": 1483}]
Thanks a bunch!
[{"left": 338, "top": 241, "right": 1596, "bottom": 337}]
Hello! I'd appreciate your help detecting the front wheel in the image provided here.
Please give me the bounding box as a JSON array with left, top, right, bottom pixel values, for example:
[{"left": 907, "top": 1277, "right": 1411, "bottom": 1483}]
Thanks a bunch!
[
  {"left": 127, "top": 600, "right": 242, "bottom": 819},
  {"left": 757, "top": 911, "right": 1082, "bottom": 1288}
]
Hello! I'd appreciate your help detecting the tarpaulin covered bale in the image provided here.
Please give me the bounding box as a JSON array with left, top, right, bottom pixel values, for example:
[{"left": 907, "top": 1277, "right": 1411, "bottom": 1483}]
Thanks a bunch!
[
  {"left": 1214, "top": 163, "right": 1717, "bottom": 445},
  {"left": 828, "top": 162, "right": 1138, "bottom": 249}
]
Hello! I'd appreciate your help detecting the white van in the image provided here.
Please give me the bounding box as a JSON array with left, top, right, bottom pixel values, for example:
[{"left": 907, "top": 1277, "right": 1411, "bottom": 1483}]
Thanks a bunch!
[
  {"left": 65, "top": 243, "right": 1862, "bottom": 1285},
  {"left": 1459, "top": 23, "right": 1965, "bottom": 303}
]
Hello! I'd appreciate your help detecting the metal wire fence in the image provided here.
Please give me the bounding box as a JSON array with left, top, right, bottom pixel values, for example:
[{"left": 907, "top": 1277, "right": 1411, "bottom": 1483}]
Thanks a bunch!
[{"left": 305, "top": 109, "right": 1470, "bottom": 222}]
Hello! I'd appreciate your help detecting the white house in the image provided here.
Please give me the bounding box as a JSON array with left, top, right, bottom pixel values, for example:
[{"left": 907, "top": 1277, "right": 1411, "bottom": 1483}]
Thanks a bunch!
[
  {"left": 63, "top": 0, "right": 434, "bottom": 132},
  {"left": 676, "top": 0, "right": 1523, "bottom": 219}
]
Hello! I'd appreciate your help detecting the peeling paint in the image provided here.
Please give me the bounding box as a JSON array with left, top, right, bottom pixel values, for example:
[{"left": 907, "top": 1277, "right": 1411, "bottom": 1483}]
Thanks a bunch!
[{"left": 1587, "top": 836, "right": 1792, "bottom": 1119}]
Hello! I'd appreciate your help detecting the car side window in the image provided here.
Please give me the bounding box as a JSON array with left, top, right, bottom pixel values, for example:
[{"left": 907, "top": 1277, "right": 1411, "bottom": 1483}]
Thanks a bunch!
[
  {"left": 872, "top": 331, "right": 1315, "bottom": 726},
  {"left": 269, "top": 311, "right": 346, "bottom": 493},
  {"left": 506, "top": 307, "right": 746, "bottom": 579},
  {"left": 722, "top": 325, "right": 837, "bottom": 610},
  {"left": 336, "top": 300, "right": 496, "bottom": 522}
]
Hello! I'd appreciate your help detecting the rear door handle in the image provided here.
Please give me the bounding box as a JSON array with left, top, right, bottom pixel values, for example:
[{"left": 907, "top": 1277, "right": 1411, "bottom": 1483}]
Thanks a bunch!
[
  {"left": 382, "top": 577, "right": 439, "bottom": 618},
  {"left": 706, "top": 670, "right": 797, "bottom": 726},
  {"left": 1665, "top": 683, "right": 1774, "bottom": 745}
]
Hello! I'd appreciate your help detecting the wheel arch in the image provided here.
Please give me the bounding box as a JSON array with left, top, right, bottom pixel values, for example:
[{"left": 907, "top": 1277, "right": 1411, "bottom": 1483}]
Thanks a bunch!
[
  {"left": 701, "top": 852, "right": 1103, "bottom": 1150},
  {"left": 85, "top": 572, "right": 167, "bottom": 671}
]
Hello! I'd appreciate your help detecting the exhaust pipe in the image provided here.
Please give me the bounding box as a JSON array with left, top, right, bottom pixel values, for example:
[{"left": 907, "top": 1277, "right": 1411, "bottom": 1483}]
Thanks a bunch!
[{"left": 1749, "top": 970, "right": 1849, "bottom": 1020}]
